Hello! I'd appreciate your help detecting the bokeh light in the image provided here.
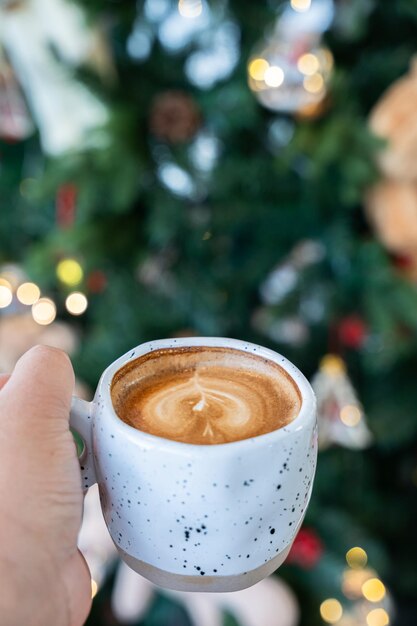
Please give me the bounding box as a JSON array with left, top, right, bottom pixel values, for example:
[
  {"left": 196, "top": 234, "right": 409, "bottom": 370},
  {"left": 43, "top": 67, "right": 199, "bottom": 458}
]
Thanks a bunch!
[
  {"left": 291, "top": 0, "right": 311, "bottom": 12},
  {"left": 66, "top": 292, "right": 88, "bottom": 315},
  {"left": 0, "top": 278, "right": 13, "bottom": 308},
  {"left": 340, "top": 405, "right": 362, "bottom": 427},
  {"left": 178, "top": 0, "right": 202, "bottom": 18},
  {"left": 304, "top": 73, "right": 324, "bottom": 93},
  {"left": 16, "top": 282, "right": 41, "bottom": 305},
  {"left": 56, "top": 259, "right": 84, "bottom": 286},
  {"left": 91, "top": 579, "right": 98, "bottom": 598},
  {"left": 346, "top": 547, "right": 368, "bottom": 569},
  {"left": 362, "top": 578, "right": 386, "bottom": 602},
  {"left": 298, "top": 53, "right": 320, "bottom": 75},
  {"left": 366, "top": 608, "right": 389, "bottom": 626},
  {"left": 32, "top": 298, "right": 56, "bottom": 325},
  {"left": 320, "top": 599, "right": 343, "bottom": 623},
  {"left": 248, "top": 58, "right": 269, "bottom": 81},
  {"left": 264, "top": 65, "right": 284, "bottom": 88}
]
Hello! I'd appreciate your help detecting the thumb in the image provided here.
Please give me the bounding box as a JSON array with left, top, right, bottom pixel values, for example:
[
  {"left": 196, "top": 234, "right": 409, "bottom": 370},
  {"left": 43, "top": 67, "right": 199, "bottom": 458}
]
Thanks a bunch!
[{"left": 1, "top": 345, "right": 75, "bottom": 436}]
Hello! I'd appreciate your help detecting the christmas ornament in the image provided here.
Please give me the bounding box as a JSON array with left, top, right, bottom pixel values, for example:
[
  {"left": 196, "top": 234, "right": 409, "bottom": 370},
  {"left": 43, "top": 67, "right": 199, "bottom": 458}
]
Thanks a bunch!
[
  {"left": 247, "top": 0, "right": 334, "bottom": 115},
  {"left": 365, "top": 179, "right": 417, "bottom": 257},
  {"left": 287, "top": 527, "right": 323, "bottom": 568},
  {"left": 0, "top": 51, "right": 33, "bottom": 141},
  {"left": 369, "top": 58, "right": 417, "bottom": 181},
  {"left": 311, "top": 354, "right": 372, "bottom": 450},
  {"left": 338, "top": 316, "right": 368, "bottom": 349},
  {"left": 0, "top": 0, "right": 108, "bottom": 155},
  {"left": 149, "top": 90, "right": 201, "bottom": 143},
  {"left": 112, "top": 564, "right": 299, "bottom": 626},
  {"left": 87, "top": 269, "right": 108, "bottom": 293},
  {"left": 56, "top": 183, "right": 77, "bottom": 229}
]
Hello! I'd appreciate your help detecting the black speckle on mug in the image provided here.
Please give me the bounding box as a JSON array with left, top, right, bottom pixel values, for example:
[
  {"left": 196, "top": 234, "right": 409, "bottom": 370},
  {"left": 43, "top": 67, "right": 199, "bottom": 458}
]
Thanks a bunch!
[{"left": 270, "top": 528, "right": 275, "bottom": 535}]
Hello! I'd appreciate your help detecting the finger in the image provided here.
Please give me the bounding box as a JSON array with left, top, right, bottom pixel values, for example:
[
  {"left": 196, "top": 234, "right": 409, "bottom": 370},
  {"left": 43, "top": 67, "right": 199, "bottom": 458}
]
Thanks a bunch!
[
  {"left": 62, "top": 550, "right": 93, "bottom": 626},
  {"left": 0, "top": 373, "right": 10, "bottom": 392},
  {"left": 1, "top": 345, "right": 75, "bottom": 427}
]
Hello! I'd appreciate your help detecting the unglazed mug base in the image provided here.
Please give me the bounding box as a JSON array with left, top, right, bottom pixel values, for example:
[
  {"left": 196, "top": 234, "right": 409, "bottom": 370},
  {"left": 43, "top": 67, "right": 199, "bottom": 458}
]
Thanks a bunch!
[{"left": 116, "top": 542, "right": 293, "bottom": 592}]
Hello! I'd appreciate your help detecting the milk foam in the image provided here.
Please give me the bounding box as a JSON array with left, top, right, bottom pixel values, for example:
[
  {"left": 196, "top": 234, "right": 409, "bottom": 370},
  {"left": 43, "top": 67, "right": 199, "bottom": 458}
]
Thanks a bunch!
[{"left": 111, "top": 347, "right": 301, "bottom": 444}]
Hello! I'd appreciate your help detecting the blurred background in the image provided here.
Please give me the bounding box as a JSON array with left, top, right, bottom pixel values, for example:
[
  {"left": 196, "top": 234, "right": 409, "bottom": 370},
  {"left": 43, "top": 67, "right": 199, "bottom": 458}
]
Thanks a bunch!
[{"left": 1, "top": 0, "right": 417, "bottom": 624}]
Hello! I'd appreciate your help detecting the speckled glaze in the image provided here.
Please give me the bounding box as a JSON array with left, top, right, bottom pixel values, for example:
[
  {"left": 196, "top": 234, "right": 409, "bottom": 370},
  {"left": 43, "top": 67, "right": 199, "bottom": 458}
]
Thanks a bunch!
[{"left": 70, "top": 337, "right": 317, "bottom": 592}]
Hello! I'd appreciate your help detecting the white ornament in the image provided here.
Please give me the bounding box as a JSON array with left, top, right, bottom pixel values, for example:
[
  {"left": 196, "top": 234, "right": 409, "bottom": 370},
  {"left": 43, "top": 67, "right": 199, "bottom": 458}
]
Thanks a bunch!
[{"left": 0, "top": 0, "right": 108, "bottom": 155}]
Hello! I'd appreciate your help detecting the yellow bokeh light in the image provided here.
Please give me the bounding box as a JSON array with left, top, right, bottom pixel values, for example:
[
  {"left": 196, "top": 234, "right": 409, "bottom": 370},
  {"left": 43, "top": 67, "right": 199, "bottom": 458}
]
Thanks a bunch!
[
  {"left": 366, "top": 608, "right": 389, "bottom": 626},
  {"left": 66, "top": 292, "right": 88, "bottom": 315},
  {"left": 16, "top": 282, "right": 40, "bottom": 305},
  {"left": 320, "top": 599, "right": 343, "bottom": 624},
  {"left": 91, "top": 579, "right": 98, "bottom": 598},
  {"left": 178, "top": 0, "right": 202, "bottom": 18},
  {"left": 362, "top": 578, "right": 386, "bottom": 602},
  {"left": 346, "top": 546, "right": 368, "bottom": 569},
  {"left": 291, "top": 0, "right": 311, "bottom": 12},
  {"left": 0, "top": 279, "right": 13, "bottom": 308},
  {"left": 298, "top": 53, "right": 320, "bottom": 76},
  {"left": 304, "top": 73, "right": 325, "bottom": 94},
  {"left": 264, "top": 65, "right": 284, "bottom": 88},
  {"left": 32, "top": 298, "right": 56, "bottom": 325},
  {"left": 56, "top": 259, "right": 84, "bottom": 287},
  {"left": 340, "top": 405, "right": 362, "bottom": 427},
  {"left": 248, "top": 58, "right": 269, "bottom": 81},
  {"left": 320, "top": 354, "right": 346, "bottom": 376}
]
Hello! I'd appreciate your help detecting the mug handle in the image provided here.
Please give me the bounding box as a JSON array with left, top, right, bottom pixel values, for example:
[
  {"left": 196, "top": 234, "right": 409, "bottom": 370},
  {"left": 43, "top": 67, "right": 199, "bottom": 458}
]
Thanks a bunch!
[{"left": 70, "top": 396, "right": 97, "bottom": 491}]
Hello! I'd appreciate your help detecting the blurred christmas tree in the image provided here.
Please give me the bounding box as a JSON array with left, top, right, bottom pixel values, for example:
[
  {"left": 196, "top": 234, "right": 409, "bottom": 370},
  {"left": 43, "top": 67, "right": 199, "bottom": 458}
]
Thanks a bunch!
[{"left": 1, "top": 0, "right": 417, "bottom": 624}]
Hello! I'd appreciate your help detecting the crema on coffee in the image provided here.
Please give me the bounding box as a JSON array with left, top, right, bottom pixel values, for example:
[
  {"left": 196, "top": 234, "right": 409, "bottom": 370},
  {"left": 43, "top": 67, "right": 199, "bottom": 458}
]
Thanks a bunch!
[{"left": 111, "top": 346, "right": 301, "bottom": 444}]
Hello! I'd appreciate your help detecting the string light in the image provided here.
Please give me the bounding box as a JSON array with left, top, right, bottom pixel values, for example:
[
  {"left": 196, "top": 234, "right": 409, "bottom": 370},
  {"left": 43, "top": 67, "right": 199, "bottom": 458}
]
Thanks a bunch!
[
  {"left": 0, "top": 278, "right": 13, "bottom": 308},
  {"left": 346, "top": 547, "right": 368, "bottom": 569},
  {"left": 342, "top": 568, "right": 375, "bottom": 599},
  {"left": 32, "top": 298, "right": 56, "bottom": 325},
  {"left": 65, "top": 292, "right": 88, "bottom": 315},
  {"left": 56, "top": 259, "right": 84, "bottom": 287},
  {"left": 91, "top": 579, "right": 98, "bottom": 599},
  {"left": 340, "top": 405, "right": 362, "bottom": 427},
  {"left": 248, "top": 58, "right": 269, "bottom": 81},
  {"left": 366, "top": 608, "right": 389, "bottom": 626},
  {"left": 304, "top": 73, "right": 324, "bottom": 94},
  {"left": 264, "top": 66, "right": 284, "bottom": 88},
  {"left": 298, "top": 53, "right": 320, "bottom": 76},
  {"left": 16, "top": 282, "right": 40, "bottom": 305},
  {"left": 178, "top": 0, "right": 202, "bottom": 18},
  {"left": 362, "top": 578, "right": 386, "bottom": 602},
  {"left": 320, "top": 599, "right": 343, "bottom": 624},
  {"left": 291, "top": 0, "right": 311, "bottom": 12}
]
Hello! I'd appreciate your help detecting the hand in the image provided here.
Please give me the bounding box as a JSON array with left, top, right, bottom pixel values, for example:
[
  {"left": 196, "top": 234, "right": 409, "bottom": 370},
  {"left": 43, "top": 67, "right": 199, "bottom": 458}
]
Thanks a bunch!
[{"left": 0, "top": 345, "right": 92, "bottom": 626}]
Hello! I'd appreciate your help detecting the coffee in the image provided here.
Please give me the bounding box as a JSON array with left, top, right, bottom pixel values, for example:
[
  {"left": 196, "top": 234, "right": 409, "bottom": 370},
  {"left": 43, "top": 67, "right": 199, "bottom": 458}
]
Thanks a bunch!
[{"left": 111, "top": 346, "right": 301, "bottom": 444}]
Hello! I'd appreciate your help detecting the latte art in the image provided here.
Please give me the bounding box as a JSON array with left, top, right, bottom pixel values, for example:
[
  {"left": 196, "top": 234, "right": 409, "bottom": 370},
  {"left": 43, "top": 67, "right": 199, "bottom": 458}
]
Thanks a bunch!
[{"left": 111, "top": 346, "right": 301, "bottom": 444}]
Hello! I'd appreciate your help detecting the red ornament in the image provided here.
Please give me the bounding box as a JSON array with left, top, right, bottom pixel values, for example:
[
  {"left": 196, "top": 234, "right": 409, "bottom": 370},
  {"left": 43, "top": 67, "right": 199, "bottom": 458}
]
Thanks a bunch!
[
  {"left": 338, "top": 315, "right": 367, "bottom": 349},
  {"left": 287, "top": 527, "right": 323, "bottom": 569},
  {"left": 87, "top": 270, "right": 107, "bottom": 293},
  {"left": 56, "top": 183, "right": 77, "bottom": 229}
]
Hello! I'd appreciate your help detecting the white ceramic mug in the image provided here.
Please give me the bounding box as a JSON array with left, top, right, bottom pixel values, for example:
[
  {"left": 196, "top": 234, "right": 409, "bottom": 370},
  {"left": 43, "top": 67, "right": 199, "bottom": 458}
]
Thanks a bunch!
[{"left": 70, "top": 337, "right": 317, "bottom": 592}]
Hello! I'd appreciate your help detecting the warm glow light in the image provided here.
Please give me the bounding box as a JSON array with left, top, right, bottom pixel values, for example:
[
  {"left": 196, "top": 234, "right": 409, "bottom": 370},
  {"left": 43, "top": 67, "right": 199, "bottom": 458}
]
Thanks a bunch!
[
  {"left": 346, "top": 547, "right": 368, "bottom": 569},
  {"left": 66, "top": 292, "right": 88, "bottom": 315},
  {"left": 291, "top": 0, "right": 311, "bottom": 12},
  {"left": 32, "top": 298, "right": 56, "bottom": 325},
  {"left": 56, "top": 259, "right": 84, "bottom": 287},
  {"left": 248, "top": 58, "right": 269, "bottom": 81},
  {"left": 91, "top": 579, "right": 98, "bottom": 598},
  {"left": 366, "top": 608, "right": 389, "bottom": 626},
  {"left": 16, "top": 282, "right": 40, "bottom": 305},
  {"left": 342, "top": 568, "right": 375, "bottom": 599},
  {"left": 362, "top": 578, "right": 386, "bottom": 602},
  {"left": 320, "top": 599, "right": 343, "bottom": 624},
  {"left": 178, "top": 0, "right": 202, "bottom": 18},
  {"left": 0, "top": 279, "right": 13, "bottom": 308},
  {"left": 340, "top": 405, "right": 362, "bottom": 427},
  {"left": 304, "top": 73, "right": 324, "bottom": 94},
  {"left": 321, "top": 354, "right": 346, "bottom": 376},
  {"left": 298, "top": 53, "right": 320, "bottom": 75},
  {"left": 264, "top": 65, "right": 284, "bottom": 88}
]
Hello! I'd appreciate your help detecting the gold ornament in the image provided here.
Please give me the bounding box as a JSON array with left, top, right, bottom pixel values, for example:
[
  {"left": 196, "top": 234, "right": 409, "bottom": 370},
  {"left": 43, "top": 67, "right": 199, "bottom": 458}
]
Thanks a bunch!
[
  {"left": 365, "top": 179, "right": 417, "bottom": 256},
  {"left": 369, "top": 58, "right": 417, "bottom": 181}
]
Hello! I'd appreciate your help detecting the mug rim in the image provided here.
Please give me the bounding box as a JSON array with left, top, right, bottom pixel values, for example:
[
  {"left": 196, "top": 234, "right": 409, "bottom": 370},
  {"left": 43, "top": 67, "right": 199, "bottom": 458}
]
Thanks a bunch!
[{"left": 97, "top": 337, "right": 316, "bottom": 453}]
